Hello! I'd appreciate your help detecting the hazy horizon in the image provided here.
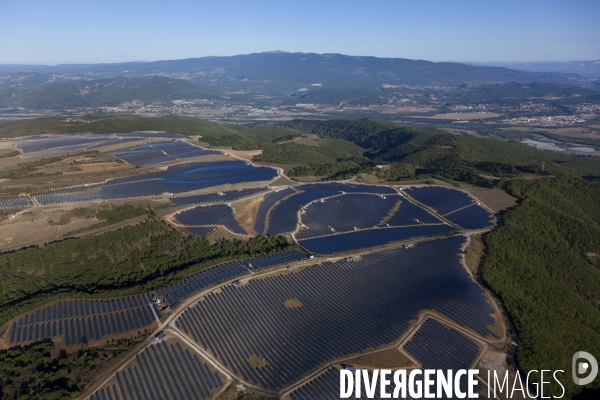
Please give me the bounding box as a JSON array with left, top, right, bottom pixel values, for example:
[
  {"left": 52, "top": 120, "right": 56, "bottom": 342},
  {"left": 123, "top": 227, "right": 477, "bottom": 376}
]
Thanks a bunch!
[
  {"left": 1, "top": 0, "right": 599, "bottom": 65},
  {"left": 0, "top": 50, "right": 598, "bottom": 68}
]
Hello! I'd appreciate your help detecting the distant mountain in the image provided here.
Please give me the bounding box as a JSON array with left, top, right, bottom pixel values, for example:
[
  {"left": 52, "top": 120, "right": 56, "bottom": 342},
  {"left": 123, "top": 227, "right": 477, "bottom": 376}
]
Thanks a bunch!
[
  {"left": 0, "top": 76, "right": 217, "bottom": 109},
  {"left": 471, "top": 60, "right": 600, "bottom": 77},
  {"left": 0, "top": 52, "right": 583, "bottom": 93}
]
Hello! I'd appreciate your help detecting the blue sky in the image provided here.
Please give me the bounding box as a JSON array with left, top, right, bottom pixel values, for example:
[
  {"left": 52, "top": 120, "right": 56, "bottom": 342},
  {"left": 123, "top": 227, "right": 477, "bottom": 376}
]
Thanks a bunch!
[{"left": 1, "top": 0, "right": 599, "bottom": 64}]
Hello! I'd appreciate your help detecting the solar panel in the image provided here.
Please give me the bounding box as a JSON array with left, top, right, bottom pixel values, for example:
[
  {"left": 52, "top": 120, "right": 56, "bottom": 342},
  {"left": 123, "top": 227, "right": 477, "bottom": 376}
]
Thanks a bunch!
[
  {"left": 404, "top": 186, "right": 475, "bottom": 215},
  {"left": 32, "top": 160, "right": 278, "bottom": 204},
  {"left": 299, "top": 225, "right": 454, "bottom": 254},
  {"left": 175, "top": 235, "right": 497, "bottom": 390}
]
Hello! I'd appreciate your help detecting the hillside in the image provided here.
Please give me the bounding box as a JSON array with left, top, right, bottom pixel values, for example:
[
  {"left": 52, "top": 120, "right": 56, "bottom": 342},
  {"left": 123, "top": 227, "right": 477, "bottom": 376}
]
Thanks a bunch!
[
  {"left": 0, "top": 114, "right": 230, "bottom": 138},
  {"left": 448, "top": 81, "right": 600, "bottom": 104},
  {"left": 0, "top": 52, "right": 582, "bottom": 91},
  {"left": 273, "top": 119, "right": 600, "bottom": 180},
  {"left": 0, "top": 76, "right": 217, "bottom": 109}
]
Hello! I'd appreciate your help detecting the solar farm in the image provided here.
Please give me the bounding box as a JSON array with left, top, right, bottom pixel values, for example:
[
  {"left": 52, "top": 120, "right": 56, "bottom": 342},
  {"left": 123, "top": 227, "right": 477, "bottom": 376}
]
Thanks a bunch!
[
  {"left": 109, "top": 140, "right": 221, "bottom": 166},
  {"left": 0, "top": 132, "right": 509, "bottom": 398},
  {"left": 31, "top": 160, "right": 278, "bottom": 205},
  {"left": 15, "top": 132, "right": 190, "bottom": 158},
  {"left": 5, "top": 295, "right": 160, "bottom": 348},
  {"left": 173, "top": 236, "right": 495, "bottom": 390}
]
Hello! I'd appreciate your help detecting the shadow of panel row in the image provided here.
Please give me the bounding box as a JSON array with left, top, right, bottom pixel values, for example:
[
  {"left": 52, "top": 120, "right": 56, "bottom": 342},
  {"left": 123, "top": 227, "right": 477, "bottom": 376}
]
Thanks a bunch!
[
  {"left": 87, "top": 339, "right": 226, "bottom": 400},
  {"left": 172, "top": 187, "right": 269, "bottom": 206},
  {"left": 174, "top": 236, "right": 496, "bottom": 390},
  {"left": 6, "top": 294, "right": 159, "bottom": 346},
  {"left": 32, "top": 160, "right": 278, "bottom": 204}
]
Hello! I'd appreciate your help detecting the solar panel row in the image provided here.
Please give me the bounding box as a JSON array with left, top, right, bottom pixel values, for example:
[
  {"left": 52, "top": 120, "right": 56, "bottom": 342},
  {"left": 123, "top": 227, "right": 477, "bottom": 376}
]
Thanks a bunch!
[
  {"left": 32, "top": 160, "right": 278, "bottom": 204},
  {"left": 291, "top": 320, "right": 481, "bottom": 400},
  {"left": 267, "top": 183, "right": 398, "bottom": 235},
  {"left": 445, "top": 204, "right": 495, "bottom": 230},
  {"left": 386, "top": 199, "right": 443, "bottom": 226},
  {"left": 176, "top": 204, "right": 246, "bottom": 234},
  {"left": 296, "top": 193, "right": 400, "bottom": 239},
  {"left": 8, "top": 294, "right": 159, "bottom": 346},
  {"left": 403, "top": 186, "right": 475, "bottom": 215},
  {"left": 16, "top": 132, "right": 191, "bottom": 158},
  {"left": 88, "top": 340, "right": 225, "bottom": 400},
  {"left": 0, "top": 196, "right": 29, "bottom": 207},
  {"left": 404, "top": 319, "right": 482, "bottom": 399},
  {"left": 254, "top": 188, "right": 297, "bottom": 235},
  {"left": 175, "top": 236, "right": 496, "bottom": 390},
  {"left": 110, "top": 141, "right": 220, "bottom": 166},
  {"left": 299, "top": 224, "right": 455, "bottom": 254},
  {"left": 171, "top": 187, "right": 269, "bottom": 206},
  {"left": 16, "top": 135, "right": 141, "bottom": 157},
  {"left": 156, "top": 250, "right": 308, "bottom": 305}
]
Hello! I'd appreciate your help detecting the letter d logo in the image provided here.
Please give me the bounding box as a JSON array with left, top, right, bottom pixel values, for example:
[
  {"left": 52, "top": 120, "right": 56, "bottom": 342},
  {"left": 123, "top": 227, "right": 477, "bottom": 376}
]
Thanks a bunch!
[{"left": 572, "top": 351, "right": 598, "bottom": 386}]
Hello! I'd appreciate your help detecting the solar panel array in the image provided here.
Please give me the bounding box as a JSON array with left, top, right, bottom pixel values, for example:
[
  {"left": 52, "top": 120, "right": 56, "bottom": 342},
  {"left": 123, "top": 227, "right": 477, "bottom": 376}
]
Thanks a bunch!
[
  {"left": 115, "top": 132, "right": 190, "bottom": 139},
  {"left": 32, "top": 161, "right": 278, "bottom": 204},
  {"left": 16, "top": 135, "right": 140, "bottom": 157},
  {"left": 88, "top": 340, "right": 225, "bottom": 400},
  {"left": 110, "top": 141, "right": 221, "bottom": 166},
  {"left": 0, "top": 196, "right": 29, "bottom": 207},
  {"left": 299, "top": 225, "right": 454, "bottom": 254},
  {"left": 291, "top": 320, "right": 481, "bottom": 400},
  {"left": 156, "top": 250, "right": 307, "bottom": 305},
  {"left": 175, "top": 236, "right": 496, "bottom": 389},
  {"left": 296, "top": 194, "right": 400, "bottom": 239},
  {"left": 172, "top": 187, "right": 269, "bottom": 206},
  {"left": 267, "top": 183, "right": 398, "bottom": 235},
  {"left": 291, "top": 368, "right": 401, "bottom": 400},
  {"left": 246, "top": 249, "right": 308, "bottom": 270},
  {"left": 404, "top": 319, "right": 482, "bottom": 399},
  {"left": 15, "top": 132, "right": 192, "bottom": 158},
  {"left": 176, "top": 204, "right": 246, "bottom": 234},
  {"left": 445, "top": 204, "right": 495, "bottom": 230},
  {"left": 403, "top": 186, "right": 475, "bottom": 215},
  {"left": 254, "top": 188, "right": 298, "bottom": 235},
  {"left": 387, "top": 199, "right": 443, "bottom": 226},
  {"left": 7, "top": 294, "right": 159, "bottom": 347}
]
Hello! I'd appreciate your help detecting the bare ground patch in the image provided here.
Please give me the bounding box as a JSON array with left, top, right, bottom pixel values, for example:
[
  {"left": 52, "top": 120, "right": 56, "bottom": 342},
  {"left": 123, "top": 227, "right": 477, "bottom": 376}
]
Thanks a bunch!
[
  {"left": 284, "top": 298, "right": 303, "bottom": 309},
  {"left": 270, "top": 175, "right": 299, "bottom": 186},
  {"left": 233, "top": 195, "right": 265, "bottom": 235},
  {"left": 464, "top": 234, "right": 485, "bottom": 275},
  {"left": 467, "top": 188, "right": 517, "bottom": 212},
  {"left": 226, "top": 148, "right": 264, "bottom": 160},
  {"left": 248, "top": 354, "right": 268, "bottom": 369},
  {"left": 253, "top": 162, "right": 301, "bottom": 175},
  {"left": 345, "top": 348, "right": 413, "bottom": 369}
]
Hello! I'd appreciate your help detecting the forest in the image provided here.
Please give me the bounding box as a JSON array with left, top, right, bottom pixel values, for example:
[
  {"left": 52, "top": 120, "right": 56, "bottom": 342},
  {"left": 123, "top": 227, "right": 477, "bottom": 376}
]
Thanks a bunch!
[
  {"left": 0, "top": 334, "right": 150, "bottom": 400},
  {"left": 483, "top": 176, "right": 600, "bottom": 398},
  {"left": 0, "top": 219, "right": 294, "bottom": 327}
]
